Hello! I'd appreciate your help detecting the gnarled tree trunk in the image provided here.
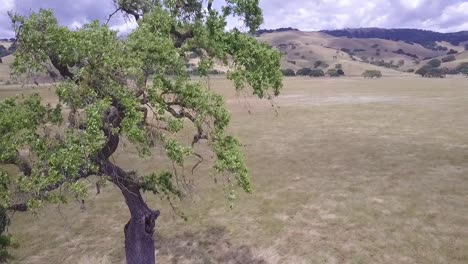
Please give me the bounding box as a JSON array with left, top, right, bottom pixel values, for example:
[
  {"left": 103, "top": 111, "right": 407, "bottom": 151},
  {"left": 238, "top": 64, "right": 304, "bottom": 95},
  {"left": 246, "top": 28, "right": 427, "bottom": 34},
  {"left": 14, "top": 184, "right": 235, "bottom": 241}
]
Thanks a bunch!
[
  {"left": 122, "top": 185, "right": 160, "bottom": 264},
  {"left": 101, "top": 160, "right": 160, "bottom": 264}
]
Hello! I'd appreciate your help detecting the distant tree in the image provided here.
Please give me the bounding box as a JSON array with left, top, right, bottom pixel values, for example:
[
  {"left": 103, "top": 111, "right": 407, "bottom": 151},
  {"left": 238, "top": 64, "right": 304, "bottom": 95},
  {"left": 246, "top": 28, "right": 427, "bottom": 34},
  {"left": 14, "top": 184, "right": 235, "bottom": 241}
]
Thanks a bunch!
[
  {"left": 309, "top": 69, "right": 325, "bottom": 77},
  {"left": 335, "top": 63, "right": 342, "bottom": 69},
  {"left": 0, "top": 58, "right": 2, "bottom": 64},
  {"left": 281, "top": 68, "right": 296, "bottom": 76},
  {"left": 441, "top": 55, "right": 456, "bottom": 63},
  {"left": 297, "top": 67, "right": 313, "bottom": 76},
  {"left": 326, "top": 69, "right": 344, "bottom": 77},
  {"left": 426, "top": 68, "right": 446, "bottom": 78},
  {"left": 427, "top": 59, "right": 442, "bottom": 68},
  {"left": 398, "top": 60, "right": 405, "bottom": 67},
  {"left": 314, "top": 60, "right": 323, "bottom": 68},
  {"left": 362, "top": 70, "right": 382, "bottom": 78},
  {"left": 446, "top": 49, "right": 458, "bottom": 55},
  {"left": 416, "top": 66, "right": 445, "bottom": 78},
  {"left": 361, "top": 56, "right": 368, "bottom": 63},
  {"left": 406, "top": 69, "right": 415, "bottom": 73},
  {"left": 415, "top": 66, "right": 431, "bottom": 77},
  {"left": 1, "top": 2, "right": 282, "bottom": 264},
  {"left": 0, "top": 45, "right": 8, "bottom": 57},
  {"left": 456, "top": 62, "right": 468, "bottom": 75},
  {"left": 371, "top": 44, "right": 379, "bottom": 48}
]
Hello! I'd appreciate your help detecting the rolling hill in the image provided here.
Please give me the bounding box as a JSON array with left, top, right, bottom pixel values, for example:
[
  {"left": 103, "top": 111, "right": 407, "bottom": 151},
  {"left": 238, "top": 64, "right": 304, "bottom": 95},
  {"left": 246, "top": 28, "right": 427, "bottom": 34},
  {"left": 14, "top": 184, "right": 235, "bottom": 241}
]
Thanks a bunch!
[{"left": 257, "top": 28, "right": 468, "bottom": 76}]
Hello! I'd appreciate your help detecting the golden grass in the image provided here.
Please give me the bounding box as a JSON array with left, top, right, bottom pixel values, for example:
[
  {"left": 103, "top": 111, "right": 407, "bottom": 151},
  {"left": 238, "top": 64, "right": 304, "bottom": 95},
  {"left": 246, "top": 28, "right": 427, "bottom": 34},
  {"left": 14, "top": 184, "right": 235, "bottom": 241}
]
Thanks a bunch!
[{"left": 2, "top": 77, "right": 468, "bottom": 263}]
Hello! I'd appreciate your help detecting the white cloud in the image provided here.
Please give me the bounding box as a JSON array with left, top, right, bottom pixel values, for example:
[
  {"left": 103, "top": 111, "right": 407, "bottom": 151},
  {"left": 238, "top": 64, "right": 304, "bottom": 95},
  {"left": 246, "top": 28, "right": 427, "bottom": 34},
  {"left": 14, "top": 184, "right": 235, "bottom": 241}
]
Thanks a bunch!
[{"left": 0, "top": 0, "right": 467, "bottom": 37}]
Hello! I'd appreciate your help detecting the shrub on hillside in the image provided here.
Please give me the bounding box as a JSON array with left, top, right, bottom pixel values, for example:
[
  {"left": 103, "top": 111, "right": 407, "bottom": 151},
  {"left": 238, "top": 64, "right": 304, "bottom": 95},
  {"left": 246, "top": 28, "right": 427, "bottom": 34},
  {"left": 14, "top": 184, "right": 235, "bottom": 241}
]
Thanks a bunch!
[
  {"left": 415, "top": 66, "right": 430, "bottom": 76},
  {"left": 326, "top": 69, "right": 344, "bottom": 77},
  {"left": 406, "top": 69, "right": 415, "bottom": 73},
  {"left": 392, "top": 49, "right": 418, "bottom": 59},
  {"left": 0, "top": 58, "right": 2, "bottom": 64},
  {"left": 426, "top": 59, "right": 441, "bottom": 68},
  {"left": 416, "top": 66, "right": 445, "bottom": 78},
  {"left": 335, "top": 64, "right": 342, "bottom": 69},
  {"left": 362, "top": 70, "right": 382, "bottom": 78},
  {"left": 281, "top": 68, "right": 296, "bottom": 76},
  {"left": 456, "top": 62, "right": 468, "bottom": 75},
  {"left": 310, "top": 69, "right": 325, "bottom": 77},
  {"left": 296, "top": 68, "right": 325, "bottom": 77},
  {"left": 426, "top": 68, "right": 446, "bottom": 78},
  {"left": 314, "top": 60, "right": 323, "bottom": 68},
  {"left": 441, "top": 55, "right": 456, "bottom": 63},
  {"left": 296, "top": 68, "right": 313, "bottom": 76},
  {"left": 447, "top": 49, "right": 458, "bottom": 55},
  {"left": 465, "top": 44, "right": 468, "bottom": 51}
]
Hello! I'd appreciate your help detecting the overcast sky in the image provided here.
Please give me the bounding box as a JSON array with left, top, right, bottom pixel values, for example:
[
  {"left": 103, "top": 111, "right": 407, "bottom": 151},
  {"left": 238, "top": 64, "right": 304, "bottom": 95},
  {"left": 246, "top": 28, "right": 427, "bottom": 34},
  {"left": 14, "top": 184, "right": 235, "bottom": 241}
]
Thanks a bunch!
[{"left": 1, "top": 0, "right": 467, "bottom": 37}]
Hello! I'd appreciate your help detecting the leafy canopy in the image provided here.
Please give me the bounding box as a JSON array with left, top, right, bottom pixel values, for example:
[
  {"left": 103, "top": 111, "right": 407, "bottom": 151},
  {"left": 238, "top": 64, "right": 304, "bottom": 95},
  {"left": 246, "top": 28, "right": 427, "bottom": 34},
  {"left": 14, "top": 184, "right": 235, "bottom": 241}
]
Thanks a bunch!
[{"left": 0, "top": 0, "right": 282, "bottom": 217}]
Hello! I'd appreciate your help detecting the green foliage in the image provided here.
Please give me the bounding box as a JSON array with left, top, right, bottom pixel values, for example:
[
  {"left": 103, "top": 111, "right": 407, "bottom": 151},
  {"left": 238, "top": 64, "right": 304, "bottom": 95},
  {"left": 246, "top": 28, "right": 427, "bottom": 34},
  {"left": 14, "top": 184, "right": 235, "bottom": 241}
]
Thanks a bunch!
[
  {"left": 362, "top": 70, "right": 382, "bottom": 78},
  {"left": 2, "top": 0, "right": 282, "bottom": 238}
]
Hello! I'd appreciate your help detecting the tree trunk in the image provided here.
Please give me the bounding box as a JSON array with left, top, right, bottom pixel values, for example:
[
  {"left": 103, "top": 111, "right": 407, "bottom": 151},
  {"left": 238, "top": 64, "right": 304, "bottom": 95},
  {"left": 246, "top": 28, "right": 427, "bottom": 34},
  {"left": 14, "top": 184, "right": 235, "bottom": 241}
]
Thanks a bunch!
[
  {"left": 101, "top": 160, "right": 160, "bottom": 264},
  {"left": 122, "top": 186, "right": 160, "bottom": 264}
]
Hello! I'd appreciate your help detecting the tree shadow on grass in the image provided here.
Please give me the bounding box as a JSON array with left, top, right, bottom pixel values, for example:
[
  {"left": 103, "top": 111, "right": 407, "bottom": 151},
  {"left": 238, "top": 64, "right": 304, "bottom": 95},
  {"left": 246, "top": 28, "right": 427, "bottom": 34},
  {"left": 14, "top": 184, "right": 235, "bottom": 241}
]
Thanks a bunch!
[{"left": 156, "top": 226, "right": 266, "bottom": 264}]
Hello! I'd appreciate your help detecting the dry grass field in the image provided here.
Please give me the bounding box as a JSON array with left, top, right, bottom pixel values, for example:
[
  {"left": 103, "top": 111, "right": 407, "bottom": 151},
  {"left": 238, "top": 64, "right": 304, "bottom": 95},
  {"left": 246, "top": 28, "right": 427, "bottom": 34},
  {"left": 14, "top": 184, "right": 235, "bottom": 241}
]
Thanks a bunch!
[{"left": 2, "top": 76, "right": 468, "bottom": 264}]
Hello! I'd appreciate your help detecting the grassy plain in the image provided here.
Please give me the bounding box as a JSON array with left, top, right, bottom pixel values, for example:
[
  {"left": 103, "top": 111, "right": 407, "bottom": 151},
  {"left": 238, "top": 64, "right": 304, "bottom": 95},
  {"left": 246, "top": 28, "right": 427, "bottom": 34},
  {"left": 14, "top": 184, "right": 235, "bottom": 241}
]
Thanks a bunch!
[{"left": 1, "top": 76, "right": 468, "bottom": 264}]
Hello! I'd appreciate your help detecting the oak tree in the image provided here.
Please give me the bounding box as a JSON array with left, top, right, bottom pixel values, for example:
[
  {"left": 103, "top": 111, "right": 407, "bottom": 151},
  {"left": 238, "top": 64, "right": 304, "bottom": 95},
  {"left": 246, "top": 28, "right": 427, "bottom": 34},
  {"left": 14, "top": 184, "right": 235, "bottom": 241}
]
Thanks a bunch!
[{"left": 0, "top": 0, "right": 282, "bottom": 263}]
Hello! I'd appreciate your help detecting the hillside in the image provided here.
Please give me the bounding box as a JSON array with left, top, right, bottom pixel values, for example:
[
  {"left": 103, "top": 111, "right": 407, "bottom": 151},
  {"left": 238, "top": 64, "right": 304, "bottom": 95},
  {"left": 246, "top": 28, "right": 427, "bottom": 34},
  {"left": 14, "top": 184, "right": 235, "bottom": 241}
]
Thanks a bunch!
[
  {"left": 320, "top": 28, "right": 468, "bottom": 48},
  {"left": 257, "top": 29, "right": 468, "bottom": 76}
]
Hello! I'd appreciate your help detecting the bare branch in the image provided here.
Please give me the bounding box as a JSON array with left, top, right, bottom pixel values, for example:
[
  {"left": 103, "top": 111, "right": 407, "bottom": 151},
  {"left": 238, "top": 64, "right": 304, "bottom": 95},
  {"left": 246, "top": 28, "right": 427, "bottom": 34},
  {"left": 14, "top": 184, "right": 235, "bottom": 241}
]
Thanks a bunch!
[{"left": 106, "top": 8, "right": 121, "bottom": 25}]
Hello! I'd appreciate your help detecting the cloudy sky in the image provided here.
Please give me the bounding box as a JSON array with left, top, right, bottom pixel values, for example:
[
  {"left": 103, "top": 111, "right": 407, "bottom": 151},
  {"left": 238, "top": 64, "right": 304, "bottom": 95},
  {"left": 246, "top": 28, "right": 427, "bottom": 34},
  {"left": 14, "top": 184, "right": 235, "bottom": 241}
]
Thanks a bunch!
[{"left": 1, "top": 0, "right": 467, "bottom": 37}]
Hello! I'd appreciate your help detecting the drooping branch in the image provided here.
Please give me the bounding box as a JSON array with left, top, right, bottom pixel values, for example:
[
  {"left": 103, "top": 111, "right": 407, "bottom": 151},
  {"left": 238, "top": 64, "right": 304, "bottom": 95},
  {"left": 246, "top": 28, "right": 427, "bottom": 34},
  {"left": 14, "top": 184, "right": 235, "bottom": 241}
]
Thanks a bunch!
[
  {"left": 171, "top": 26, "right": 194, "bottom": 48},
  {"left": 49, "top": 54, "right": 75, "bottom": 80}
]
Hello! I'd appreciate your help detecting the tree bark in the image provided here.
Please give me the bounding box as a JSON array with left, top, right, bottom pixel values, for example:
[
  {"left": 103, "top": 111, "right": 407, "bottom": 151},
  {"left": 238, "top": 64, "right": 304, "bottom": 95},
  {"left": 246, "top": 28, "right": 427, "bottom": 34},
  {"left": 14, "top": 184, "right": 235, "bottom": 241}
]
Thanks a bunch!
[{"left": 101, "top": 160, "right": 160, "bottom": 264}]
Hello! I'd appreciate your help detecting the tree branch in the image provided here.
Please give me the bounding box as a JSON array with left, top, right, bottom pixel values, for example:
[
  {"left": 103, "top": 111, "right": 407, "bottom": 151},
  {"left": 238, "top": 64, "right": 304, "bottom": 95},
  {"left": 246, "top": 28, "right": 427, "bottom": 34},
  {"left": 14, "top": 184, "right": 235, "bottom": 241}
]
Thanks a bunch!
[
  {"left": 106, "top": 8, "right": 122, "bottom": 25},
  {"left": 171, "top": 26, "right": 194, "bottom": 48},
  {"left": 49, "top": 54, "right": 75, "bottom": 80}
]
